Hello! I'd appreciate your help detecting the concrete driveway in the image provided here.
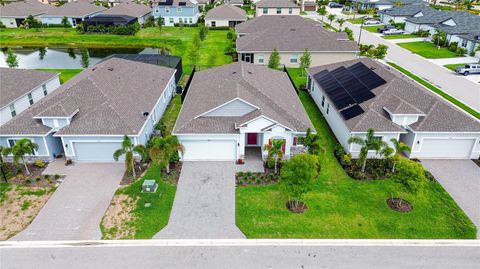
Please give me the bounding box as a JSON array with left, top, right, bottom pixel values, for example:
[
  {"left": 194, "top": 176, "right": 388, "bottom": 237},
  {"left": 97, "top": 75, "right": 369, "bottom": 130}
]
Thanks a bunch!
[
  {"left": 155, "top": 162, "right": 245, "bottom": 239},
  {"left": 421, "top": 160, "right": 480, "bottom": 238},
  {"left": 12, "top": 161, "right": 124, "bottom": 241}
]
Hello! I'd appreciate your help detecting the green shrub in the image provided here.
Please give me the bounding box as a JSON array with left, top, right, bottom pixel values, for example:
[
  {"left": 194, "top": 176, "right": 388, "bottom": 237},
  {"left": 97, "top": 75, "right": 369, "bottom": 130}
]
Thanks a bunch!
[
  {"left": 340, "top": 153, "right": 352, "bottom": 166},
  {"left": 35, "top": 176, "right": 41, "bottom": 181},
  {"left": 455, "top": 47, "right": 466, "bottom": 56},
  {"left": 448, "top": 42, "right": 458, "bottom": 52},
  {"left": 280, "top": 154, "right": 319, "bottom": 201},
  {"left": 54, "top": 174, "right": 61, "bottom": 180},
  {"left": 0, "top": 21, "right": 5, "bottom": 28},
  {"left": 227, "top": 31, "right": 233, "bottom": 39},
  {"left": 35, "top": 159, "right": 45, "bottom": 168},
  {"left": 393, "top": 158, "right": 428, "bottom": 194},
  {"left": 43, "top": 174, "right": 50, "bottom": 179}
]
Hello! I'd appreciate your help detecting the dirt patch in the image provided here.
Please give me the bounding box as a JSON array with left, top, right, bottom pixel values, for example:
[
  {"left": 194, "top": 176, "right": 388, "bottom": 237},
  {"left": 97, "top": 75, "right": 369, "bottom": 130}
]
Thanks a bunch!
[
  {"left": 120, "top": 162, "right": 149, "bottom": 186},
  {"left": 0, "top": 186, "right": 55, "bottom": 240},
  {"left": 286, "top": 200, "right": 308, "bottom": 214},
  {"left": 4, "top": 163, "right": 64, "bottom": 187},
  {"left": 101, "top": 194, "right": 138, "bottom": 240},
  {"left": 387, "top": 198, "right": 413, "bottom": 213}
]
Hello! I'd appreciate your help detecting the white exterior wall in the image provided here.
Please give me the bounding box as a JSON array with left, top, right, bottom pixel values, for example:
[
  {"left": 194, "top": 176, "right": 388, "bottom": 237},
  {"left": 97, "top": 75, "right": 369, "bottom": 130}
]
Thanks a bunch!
[
  {"left": 255, "top": 7, "right": 300, "bottom": 17},
  {"left": 0, "top": 17, "right": 18, "bottom": 28},
  {"left": 349, "top": 132, "right": 400, "bottom": 158},
  {"left": 381, "top": 15, "right": 407, "bottom": 24},
  {"left": 404, "top": 21, "right": 419, "bottom": 33},
  {"left": 205, "top": 19, "right": 229, "bottom": 27},
  {"left": 138, "top": 12, "right": 153, "bottom": 25},
  {"left": 250, "top": 52, "right": 357, "bottom": 67},
  {"left": 204, "top": 99, "right": 256, "bottom": 117},
  {"left": 176, "top": 134, "right": 240, "bottom": 160},
  {"left": 390, "top": 115, "right": 420, "bottom": 126},
  {"left": 161, "top": 13, "right": 200, "bottom": 26},
  {"left": 0, "top": 75, "right": 60, "bottom": 126}
]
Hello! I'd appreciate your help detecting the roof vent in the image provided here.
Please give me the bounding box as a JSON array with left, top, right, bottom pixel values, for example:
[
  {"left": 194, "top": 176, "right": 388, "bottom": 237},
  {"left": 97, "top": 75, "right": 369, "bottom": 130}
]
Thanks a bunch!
[
  {"left": 92, "top": 67, "right": 97, "bottom": 71},
  {"left": 143, "top": 112, "right": 150, "bottom": 117},
  {"left": 232, "top": 71, "right": 237, "bottom": 74},
  {"left": 108, "top": 67, "right": 114, "bottom": 71},
  {"left": 247, "top": 71, "right": 252, "bottom": 74},
  {"left": 290, "top": 29, "right": 296, "bottom": 31}
]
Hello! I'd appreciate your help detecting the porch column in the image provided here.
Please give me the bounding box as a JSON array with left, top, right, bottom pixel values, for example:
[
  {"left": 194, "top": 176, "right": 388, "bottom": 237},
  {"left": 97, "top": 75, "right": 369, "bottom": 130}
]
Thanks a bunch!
[{"left": 239, "top": 131, "right": 246, "bottom": 160}]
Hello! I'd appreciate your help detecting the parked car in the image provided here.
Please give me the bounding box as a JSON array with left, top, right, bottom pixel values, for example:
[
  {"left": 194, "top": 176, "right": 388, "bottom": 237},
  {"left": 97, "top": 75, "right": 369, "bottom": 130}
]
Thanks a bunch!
[
  {"left": 328, "top": 2, "right": 344, "bottom": 8},
  {"left": 383, "top": 29, "right": 405, "bottom": 35},
  {"left": 455, "top": 64, "right": 480, "bottom": 76},
  {"left": 377, "top": 25, "right": 395, "bottom": 33},
  {"left": 364, "top": 19, "right": 381, "bottom": 25}
]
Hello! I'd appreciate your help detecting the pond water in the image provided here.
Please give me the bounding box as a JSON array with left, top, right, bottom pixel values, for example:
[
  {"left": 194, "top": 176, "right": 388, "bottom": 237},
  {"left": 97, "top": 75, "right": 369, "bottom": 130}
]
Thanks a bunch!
[{"left": 0, "top": 47, "right": 164, "bottom": 69}]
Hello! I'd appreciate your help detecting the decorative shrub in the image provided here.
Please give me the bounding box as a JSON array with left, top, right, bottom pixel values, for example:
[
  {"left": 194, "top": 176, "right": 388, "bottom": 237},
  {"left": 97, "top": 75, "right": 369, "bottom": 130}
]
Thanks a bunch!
[
  {"left": 84, "top": 22, "right": 141, "bottom": 35},
  {"left": 54, "top": 174, "right": 61, "bottom": 180},
  {"left": 226, "top": 31, "right": 233, "bottom": 39},
  {"left": 35, "top": 176, "right": 41, "bottom": 181},
  {"left": 393, "top": 158, "right": 428, "bottom": 194},
  {"left": 448, "top": 42, "right": 458, "bottom": 52},
  {"left": 35, "top": 159, "right": 45, "bottom": 168}
]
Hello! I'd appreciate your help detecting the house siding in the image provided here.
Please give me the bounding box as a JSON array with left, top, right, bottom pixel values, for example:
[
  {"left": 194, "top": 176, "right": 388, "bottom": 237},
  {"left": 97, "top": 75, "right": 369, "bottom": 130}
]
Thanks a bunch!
[
  {"left": 255, "top": 7, "right": 300, "bottom": 17},
  {"left": 0, "top": 135, "right": 50, "bottom": 161},
  {"left": 153, "top": 5, "right": 200, "bottom": 26},
  {"left": 247, "top": 52, "right": 357, "bottom": 67},
  {"left": 41, "top": 12, "right": 104, "bottom": 26},
  {"left": 405, "top": 131, "right": 480, "bottom": 159},
  {"left": 204, "top": 99, "right": 256, "bottom": 117}
]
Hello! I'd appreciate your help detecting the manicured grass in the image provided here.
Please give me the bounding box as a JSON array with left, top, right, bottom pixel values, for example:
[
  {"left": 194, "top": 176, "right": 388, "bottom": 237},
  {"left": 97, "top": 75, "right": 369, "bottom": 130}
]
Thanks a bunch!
[
  {"left": 286, "top": 67, "right": 307, "bottom": 89},
  {"left": 362, "top": 25, "right": 380, "bottom": 33},
  {"left": 443, "top": 63, "right": 466, "bottom": 71},
  {"left": 236, "top": 92, "right": 477, "bottom": 239},
  {"left": 398, "top": 41, "right": 461, "bottom": 59},
  {"left": 36, "top": 68, "right": 82, "bottom": 84},
  {"left": 382, "top": 34, "right": 419, "bottom": 39},
  {"left": 159, "top": 95, "right": 182, "bottom": 136},
  {"left": 346, "top": 18, "right": 365, "bottom": 24},
  {"left": 388, "top": 62, "right": 480, "bottom": 119}
]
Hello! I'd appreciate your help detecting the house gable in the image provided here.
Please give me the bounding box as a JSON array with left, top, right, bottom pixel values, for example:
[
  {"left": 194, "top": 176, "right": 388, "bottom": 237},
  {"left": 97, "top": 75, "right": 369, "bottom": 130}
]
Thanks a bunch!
[
  {"left": 413, "top": 11, "right": 423, "bottom": 17},
  {"left": 441, "top": 18, "right": 456, "bottom": 26},
  {"left": 200, "top": 98, "right": 258, "bottom": 117},
  {"left": 239, "top": 116, "right": 276, "bottom": 132}
]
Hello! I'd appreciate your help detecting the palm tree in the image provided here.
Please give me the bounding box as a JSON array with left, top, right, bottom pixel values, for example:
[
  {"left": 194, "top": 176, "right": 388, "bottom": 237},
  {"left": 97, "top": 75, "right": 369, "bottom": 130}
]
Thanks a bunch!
[
  {"left": 327, "top": 14, "right": 336, "bottom": 26},
  {"left": 149, "top": 135, "right": 184, "bottom": 175},
  {"left": 2, "top": 138, "right": 39, "bottom": 175},
  {"left": 432, "top": 30, "right": 446, "bottom": 46},
  {"left": 336, "top": 18, "right": 346, "bottom": 31},
  {"left": 113, "top": 135, "right": 147, "bottom": 177},
  {"left": 263, "top": 139, "right": 284, "bottom": 174},
  {"left": 302, "top": 128, "right": 322, "bottom": 155},
  {"left": 389, "top": 138, "right": 411, "bottom": 173},
  {"left": 317, "top": 5, "right": 327, "bottom": 22},
  {"left": 347, "top": 128, "right": 383, "bottom": 173}
]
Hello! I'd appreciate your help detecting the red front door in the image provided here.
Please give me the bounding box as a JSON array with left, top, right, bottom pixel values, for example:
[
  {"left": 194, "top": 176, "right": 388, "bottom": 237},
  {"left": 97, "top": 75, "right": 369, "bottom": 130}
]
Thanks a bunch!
[{"left": 247, "top": 133, "right": 257, "bottom": 145}]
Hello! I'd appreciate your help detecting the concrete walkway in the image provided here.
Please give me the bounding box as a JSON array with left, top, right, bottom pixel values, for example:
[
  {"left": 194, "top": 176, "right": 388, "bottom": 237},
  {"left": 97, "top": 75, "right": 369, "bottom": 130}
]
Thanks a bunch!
[
  {"left": 428, "top": 56, "right": 479, "bottom": 66},
  {"left": 12, "top": 161, "right": 124, "bottom": 241},
  {"left": 155, "top": 162, "right": 245, "bottom": 239},
  {"left": 421, "top": 160, "right": 480, "bottom": 239}
]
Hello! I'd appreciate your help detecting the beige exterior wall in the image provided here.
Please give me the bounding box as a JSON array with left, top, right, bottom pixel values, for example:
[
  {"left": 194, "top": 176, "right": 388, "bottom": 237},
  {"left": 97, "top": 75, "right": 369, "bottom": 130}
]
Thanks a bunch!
[
  {"left": 0, "top": 17, "right": 18, "bottom": 28},
  {"left": 251, "top": 51, "right": 357, "bottom": 67},
  {"left": 205, "top": 19, "right": 230, "bottom": 27},
  {"left": 255, "top": 7, "right": 300, "bottom": 17}
]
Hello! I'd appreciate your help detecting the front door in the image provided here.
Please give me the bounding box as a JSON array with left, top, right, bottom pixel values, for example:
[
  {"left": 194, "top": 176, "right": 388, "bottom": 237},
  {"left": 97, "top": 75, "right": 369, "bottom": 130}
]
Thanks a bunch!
[{"left": 247, "top": 133, "right": 257, "bottom": 145}]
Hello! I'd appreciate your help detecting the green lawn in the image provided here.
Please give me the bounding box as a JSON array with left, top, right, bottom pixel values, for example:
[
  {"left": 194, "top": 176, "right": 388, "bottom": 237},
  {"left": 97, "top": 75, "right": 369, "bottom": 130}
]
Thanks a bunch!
[
  {"left": 388, "top": 62, "right": 480, "bottom": 119},
  {"left": 159, "top": 95, "right": 182, "bottom": 136},
  {"left": 398, "top": 41, "right": 461, "bottom": 59},
  {"left": 383, "top": 34, "right": 419, "bottom": 39},
  {"left": 36, "top": 68, "right": 82, "bottom": 84},
  {"left": 346, "top": 18, "right": 367, "bottom": 24},
  {"left": 362, "top": 26, "right": 380, "bottom": 33},
  {"left": 286, "top": 67, "right": 307, "bottom": 89},
  {"left": 236, "top": 76, "right": 477, "bottom": 239},
  {"left": 443, "top": 63, "right": 466, "bottom": 71}
]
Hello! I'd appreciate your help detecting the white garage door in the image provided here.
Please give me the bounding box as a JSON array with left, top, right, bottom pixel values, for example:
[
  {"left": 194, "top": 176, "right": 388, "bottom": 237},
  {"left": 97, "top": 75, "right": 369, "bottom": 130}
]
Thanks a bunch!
[
  {"left": 420, "top": 138, "right": 475, "bottom": 159},
  {"left": 73, "top": 142, "right": 122, "bottom": 162},
  {"left": 181, "top": 140, "right": 236, "bottom": 161}
]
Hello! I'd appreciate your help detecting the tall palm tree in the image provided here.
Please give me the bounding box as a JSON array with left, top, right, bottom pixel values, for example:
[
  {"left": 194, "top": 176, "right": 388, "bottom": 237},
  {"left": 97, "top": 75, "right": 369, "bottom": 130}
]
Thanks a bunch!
[
  {"left": 2, "top": 138, "right": 39, "bottom": 175},
  {"left": 389, "top": 138, "right": 411, "bottom": 172},
  {"left": 263, "top": 139, "right": 284, "bottom": 174},
  {"left": 327, "top": 14, "right": 336, "bottom": 26},
  {"left": 302, "top": 128, "right": 321, "bottom": 155},
  {"left": 149, "top": 135, "right": 184, "bottom": 175},
  {"left": 113, "top": 135, "right": 147, "bottom": 177},
  {"left": 347, "top": 128, "right": 383, "bottom": 173},
  {"left": 336, "top": 18, "right": 346, "bottom": 31},
  {"left": 317, "top": 5, "right": 327, "bottom": 22}
]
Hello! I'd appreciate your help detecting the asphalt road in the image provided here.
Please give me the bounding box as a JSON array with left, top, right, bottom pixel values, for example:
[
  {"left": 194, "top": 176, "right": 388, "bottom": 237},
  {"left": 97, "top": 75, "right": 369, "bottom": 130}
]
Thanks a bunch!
[{"left": 1, "top": 240, "right": 479, "bottom": 269}]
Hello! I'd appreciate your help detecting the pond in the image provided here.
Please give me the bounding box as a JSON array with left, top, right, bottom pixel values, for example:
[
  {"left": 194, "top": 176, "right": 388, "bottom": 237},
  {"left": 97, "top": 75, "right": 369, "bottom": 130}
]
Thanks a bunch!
[{"left": 0, "top": 46, "right": 164, "bottom": 69}]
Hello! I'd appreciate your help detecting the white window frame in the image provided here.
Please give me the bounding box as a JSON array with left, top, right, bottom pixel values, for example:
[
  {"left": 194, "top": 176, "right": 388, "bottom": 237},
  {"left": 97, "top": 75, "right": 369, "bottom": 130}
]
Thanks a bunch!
[
  {"left": 189, "top": 17, "right": 192, "bottom": 24},
  {"left": 42, "top": 84, "right": 48, "bottom": 96},
  {"left": 165, "top": 7, "right": 170, "bottom": 13},
  {"left": 288, "top": 7, "right": 292, "bottom": 14},
  {"left": 276, "top": 8, "right": 282, "bottom": 14},
  {"left": 9, "top": 104, "right": 16, "bottom": 117},
  {"left": 28, "top": 93, "right": 34, "bottom": 105},
  {"left": 169, "top": 17, "right": 174, "bottom": 23},
  {"left": 177, "top": 7, "right": 182, "bottom": 12},
  {"left": 258, "top": 54, "right": 264, "bottom": 64},
  {"left": 7, "top": 138, "right": 37, "bottom": 155},
  {"left": 321, "top": 95, "right": 325, "bottom": 107},
  {"left": 263, "top": 7, "right": 268, "bottom": 14},
  {"left": 326, "top": 103, "right": 330, "bottom": 114},
  {"left": 290, "top": 54, "right": 298, "bottom": 63}
]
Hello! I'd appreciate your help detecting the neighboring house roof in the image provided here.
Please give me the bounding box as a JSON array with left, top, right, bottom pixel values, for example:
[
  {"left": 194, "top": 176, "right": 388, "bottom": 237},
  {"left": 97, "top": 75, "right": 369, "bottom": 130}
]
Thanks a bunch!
[
  {"left": 174, "top": 62, "right": 314, "bottom": 134},
  {"left": 256, "top": 0, "right": 298, "bottom": 8},
  {"left": 227, "top": 0, "right": 244, "bottom": 5},
  {"left": 0, "top": 0, "right": 56, "bottom": 17},
  {"left": 0, "top": 68, "right": 58, "bottom": 109},
  {"left": 41, "top": 1, "right": 107, "bottom": 17},
  {"left": 83, "top": 14, "right": 137, "bottom": 24},
  {"left": 353, "top": 0, "right": 425, "bottom": 5},
  {"left": 0, "top": 58, "right": 176, "bottom": 136},
  {"left": 378, "top": 4, "right": 434, "bottom": 17},
  {"left": 205, "top": 4, "right": 247, "bottom": 21},
  {"left": 308, "top": 58, "right": 480, "bottom": 133},
  {"left": 235, "top": 15, "right": 358, "bottom": 52},
  {"left": 101, "top": 2, "right": 152, "bottom": 18},
  {"left": 406, "top": 9, "right": 480, "bottom": 36},
  {"left": 153, "top": 0, "right": 196, "bottom": 7}
]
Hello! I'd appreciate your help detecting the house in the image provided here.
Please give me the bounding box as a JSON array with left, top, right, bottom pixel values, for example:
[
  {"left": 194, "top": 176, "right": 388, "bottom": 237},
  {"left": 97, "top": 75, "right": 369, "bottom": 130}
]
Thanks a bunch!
[
  {"left": 226, "top": 0, "right": 244, "bottom": 8},
  {"left": 235, "top": 15, "right": 358, "bottom": 67},
  {"left": 205, "top": 4, "right": 247, "bottom": 27},
  {"left": 378, "top": 4, "right": 436, "bottom": 24},
  {"left": 0, "top": 0, "right": 56, "bottom": 28},
  {"left": 404, "top": 10, "right": 480, "bottom": 54},
  {"left": 255, "top": 0, "right": 300, "bottom": 16},
  {"left": 152, "top": 0, "right": 200, "bottom": 26},
  {"left": 301, "top": 0, "right": 317, "bottom": 12},
  {"left": 173, "top": 62, "right": 314, "bottom": 161},
  {"left": 0, "top": 58, "right": 177, "bottom": 162},
  {"left": 349, "top": 0, "right": 426, "bottom": 11},
  {"left": 101, "top": 2, "right": 153, "bottom": 24},
  {"left": 0, "top": 68, "right": 60, "bottom": 126},
  {"left": 82, "top": 14, "right": 139, "bottom": 28},
  {"left": 307, "top": 58, "right": 480, "bottom": 159},
  {"left": 40, "top": 0, "right": 107, "bottom": 27}
]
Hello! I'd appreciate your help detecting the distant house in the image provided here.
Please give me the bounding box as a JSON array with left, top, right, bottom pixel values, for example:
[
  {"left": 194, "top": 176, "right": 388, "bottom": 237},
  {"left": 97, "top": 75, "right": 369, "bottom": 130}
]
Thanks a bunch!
[
  {"left": 307, "top": 58, "right": 480, "bottom": 159},
  {"left": 226, "top": 0, "right": 244, "bottom": 8},
  {"left": 152, "top": 0, "right": 200, "bottom": 26},
  {"left": 0, "top": 68, "right": 60, "bottom": 126},
  {"left": 40, "top": 0, "right": 107, "bottom": 27},
  {"left": 174, "top": 62, "right": 314, "bottom": 161},
  {"left": 301, "top": 0, "right": 317, "bottom": 12},
  {"left": 0, "top": 58, "right": 177, "bottom": 162},
  {"left": 0, "top": 0, "right": 56, "bottom": 28},
  {"left": 205, "top": 4, "right": 247, "bottom": 27},
  {"left": 255, "top": 0, "right": 300, "bottom": 16},
  {"left": 349, "top": 0, "right": 426, "bottom": 11},
  {"left": 378, "top": 4, "right": 436, "bottom": 24},
  {"left": 235, "top": 16, "right": 358, "bottom": 67},
  {"left": 101, "top": 2, "right": 153, "bottom": 24}
]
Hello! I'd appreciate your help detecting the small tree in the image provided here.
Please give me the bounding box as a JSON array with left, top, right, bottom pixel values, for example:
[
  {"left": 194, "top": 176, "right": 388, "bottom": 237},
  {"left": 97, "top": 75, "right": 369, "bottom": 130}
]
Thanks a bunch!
[
  {"left": 280, "top": 153, "right": 319, "bottom": 206},
  {"left": 61, "top": 16, "right": 71, "bottom": 28},
  {"left": 2, "top": 138, "right": 39, "bottom": 175},
  {"left": 5, "top": 48, "right": 18, "bottom": 68},
  {"left": 302, "top": 128, "right": 321, "bottom": 155},
  {"left": 393, "top": 158, "right": 428, "bottom": 194},
  {"left": 299, "top": 49, "right": 311, "bottom": 76},
  {"left": 389, "top": 138, "right": 411, "bottom": 173},
  {"left": 263, "top": 139, "right": 284, "bottom": 174},
  {"left": 336, "top": 18, "right": 346, "bottom": 31},
  {"left": 267, "top": 48, "right": 280, "bottom": 69},
  {"left": 199, "top": 25, "right": 208, "bottom": 41},
  {"left": 149, "top": 135, "right": 184, "bottom": 175},
  {"left": 317, "top": 5, "right": 327, "bottom": 21},
  {"left": 80, "top": 48, "right": 89, "bottom": 68},
  {"left": 344, "top": 27, "right": 354, "bottom": 41},
  {"left": 327, "top": 14, "right": 336, "bottom": 25},
  {"left": 432, "top": 30, "right": 446, "bottom": 46},
  {"left": 23, "top": 15, "right": 41, "bottom": 28},
  {"left": 157, "top": 16, "right": 163, "bottom": 32},
  {"left": 347, "top": 128, "right": 383, "bottom": 173},
  {"left": 372, "top": 44, "right": 388, "bottom": 60},
  {"left": 113, "top": 135, "right": 147, "bottom": 177}
]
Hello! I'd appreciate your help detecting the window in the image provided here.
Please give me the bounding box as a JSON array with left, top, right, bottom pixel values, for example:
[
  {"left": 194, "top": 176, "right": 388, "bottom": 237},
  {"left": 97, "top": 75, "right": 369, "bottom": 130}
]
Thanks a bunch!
[
  {"left": 179, "top": 18, "right": 183, "bottom": 23},
  {"left": 42, "top": 84, "right": 47, "bottom": 96},
  {"left": 7, "top": 139, "right": 36, "bottom": 155},
  {"left": 263, "top": 7, "right": 268, "bottom": 14},
  {"left": 211, "top": 21, "right": 216, "bottom": 27},
  {"left": 326, "top": 103, "right": 330, "bottom": 114},
  {"left": 189, "top": 17, "right": 192, "bottom": 24},
  {"left": 276, "top": 8, "right": 282, "bottom": 14},
  {"left": 169, "top": 17, "right": 174, "bottom": 23},
  {"left": 28, "top": 93, "right": 34, "bottom": 105},
  {"left": 288, "top": 7, "right": 292, "bottom": 14},
  {"left": 53, "top": 119, "right": 59, "bottom": 128},
  {"left": 165, "top": 7, "right": 170, "bottom": 13},
  {"left": 290, "top": 54, "right": 298, "bottom": 63},
  {"left": 373, "top": 136, "right": 382, "bottom": 142},
  {"left": 9, "top": 104, "right": 16, "bottom": 117},
  {"left": 258, "top": 54, "right": 264, "bottom": 64},
  {"left": 177, "top": 7, "right": 182, "bottom": 12},
  {"left": 461, "top": 39, "right": 467, "bottom": 47},
  {"left": 321, "top": 95, "right": 325, "bottom": 107}
]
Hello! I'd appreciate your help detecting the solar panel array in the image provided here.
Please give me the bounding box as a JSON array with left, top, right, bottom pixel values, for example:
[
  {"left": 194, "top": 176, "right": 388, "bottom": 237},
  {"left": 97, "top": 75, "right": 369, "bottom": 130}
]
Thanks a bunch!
[{"left": 314, "top": 62, "right": 386, "bottom": 120}]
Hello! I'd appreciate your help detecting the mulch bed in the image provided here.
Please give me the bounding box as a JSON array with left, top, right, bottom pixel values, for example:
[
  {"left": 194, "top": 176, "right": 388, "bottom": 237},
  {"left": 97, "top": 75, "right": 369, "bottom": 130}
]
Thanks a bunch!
[
  {"left": 120, "top": 161, "right": 182, "bottom": 186},
  {"left": 387, "top": 198, "right": 413, "bottom": 213},
  {"left": 165, "top": 161, "right": 182, "bottom": 186},
  {"left": 286, "top": 200, "right": 308, "bottom": 214},
  {"left": 2, "top": 163, "right": 63, "bottom": 188},
  {"left": 120, "top": 162, "right": 149, "bottom": 186}
]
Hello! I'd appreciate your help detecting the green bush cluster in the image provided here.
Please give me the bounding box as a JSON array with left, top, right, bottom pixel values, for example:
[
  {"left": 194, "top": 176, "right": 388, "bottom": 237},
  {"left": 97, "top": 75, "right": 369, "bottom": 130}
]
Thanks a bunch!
[
  {"left": 236, "top": 171, "right": 278, "bottom": 186},
  {"left": 81, "top": 22, "right": 141, "bottom": 35}
]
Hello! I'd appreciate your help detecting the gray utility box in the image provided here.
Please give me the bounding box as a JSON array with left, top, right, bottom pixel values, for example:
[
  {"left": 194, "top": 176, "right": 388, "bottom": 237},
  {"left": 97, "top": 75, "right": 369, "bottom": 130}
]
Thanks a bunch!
[{"left": 142, "top": 180, "right": 158, "bottom": 193}]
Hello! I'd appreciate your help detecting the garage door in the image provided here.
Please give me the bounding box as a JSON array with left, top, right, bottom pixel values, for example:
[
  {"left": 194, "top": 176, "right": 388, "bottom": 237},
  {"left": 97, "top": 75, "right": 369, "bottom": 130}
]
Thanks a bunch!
[
  {"left": 420, "top": 138, "right": 475, "bottom": 159},
  {"left": 181, "top": 140, "right": 236, "bottom": 161},
  {"left": 73, "top": 142, "right": 122, "bottom": 162}
]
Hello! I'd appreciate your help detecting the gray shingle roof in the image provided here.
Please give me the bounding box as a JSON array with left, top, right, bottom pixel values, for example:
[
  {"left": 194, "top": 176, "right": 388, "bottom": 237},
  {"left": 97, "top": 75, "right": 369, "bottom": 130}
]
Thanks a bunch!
[
  {"left": 0, "top": 58, "right": 176, "bottom": 136},
  {"left": 256, "top": 0, "right": 299, "bottom": 8},
  {"left": 378, "top": 4, "right": 433, "bottom": 17},
  {"left": 0, "top": 68, "right": 59, "bottom": 109},
  {"left": 0, "top": 0, "right": 56, "bottom": 17},
  {"left": 101, "top": 2, "right": 152, "bottom": 18},
  {"left": 308, "top": 58, "right": 480, "bottom": 133},
  {"left": 405, "top": 9, "right": 480, "bottom": 35},
  {"left": 205, "top": 4, "right": 247, "bottom": 21},
  {"left": 41, "top": 1, "right": 107, "bottom": 17},
  {"left": 174, "top": 62, "right": 314, "bottom": 134},
  {"left": 235, "top": 15, "right": 358, "bottom": 52}
]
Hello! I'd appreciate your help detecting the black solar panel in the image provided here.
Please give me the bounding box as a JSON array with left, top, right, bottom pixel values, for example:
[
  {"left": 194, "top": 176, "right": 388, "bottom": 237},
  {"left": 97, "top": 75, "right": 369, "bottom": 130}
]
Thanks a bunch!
[
  {"left": 340, "top": 105, "right": 365, "bottom": 120},
  {"left": 330, "top": 66, "right": 375, "bottom": 103},
  {"left": 348, "top": 62, "right": 386, "bottom": 90},
  {"left": 316, "top": 71, "right": 356, "bottom": 110}
]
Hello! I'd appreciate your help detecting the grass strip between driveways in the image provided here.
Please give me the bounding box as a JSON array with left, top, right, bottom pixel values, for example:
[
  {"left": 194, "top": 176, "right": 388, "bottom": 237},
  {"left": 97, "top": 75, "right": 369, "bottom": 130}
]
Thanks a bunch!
[
  {"left": 382, "top": 34, "right": 419, "bottom": 39},
  {"left": 443, "top": 63, "right": 467, "bottom": 71},
  {"left": 397, "top": 41, "right": 460, "bottom": 59},
  {"left": 387, "top": 62, "right": 480, "bottom": 119}
]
